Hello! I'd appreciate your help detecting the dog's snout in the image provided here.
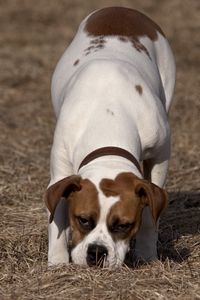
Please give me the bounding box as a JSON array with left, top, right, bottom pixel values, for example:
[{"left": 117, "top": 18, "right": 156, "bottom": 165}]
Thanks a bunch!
[{"left": 87, "top": 243, "right": 108, "bottom": 266}]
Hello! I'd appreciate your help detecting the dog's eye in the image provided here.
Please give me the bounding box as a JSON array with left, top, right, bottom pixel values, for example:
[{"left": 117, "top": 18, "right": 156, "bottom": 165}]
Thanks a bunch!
[
  {"left": 76, "top": 216, "right": 95, "bottom": 230},
  {"left": 110, "top": 221, "right": 134, "bottom": 233}
]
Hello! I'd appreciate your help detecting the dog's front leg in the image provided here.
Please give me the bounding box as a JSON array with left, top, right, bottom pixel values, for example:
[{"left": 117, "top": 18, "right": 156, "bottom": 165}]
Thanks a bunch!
[
  {"left": 47, "top": 198, "right": 70, "bottom": 266},
  {"left": 135, "top": 158, "right": 169, "bottom": 261}
]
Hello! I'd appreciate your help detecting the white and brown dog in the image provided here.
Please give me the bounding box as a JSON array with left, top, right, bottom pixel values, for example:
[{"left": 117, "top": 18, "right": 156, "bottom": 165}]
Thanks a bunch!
[{"left": 45, "top": 7, "right": 175, "bottom": 267}]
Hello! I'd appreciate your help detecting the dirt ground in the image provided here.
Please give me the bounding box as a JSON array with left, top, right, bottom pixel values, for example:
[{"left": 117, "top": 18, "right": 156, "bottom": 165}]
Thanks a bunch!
[{"left": 0, "top": 0, "right": 199, "bottom": 299}]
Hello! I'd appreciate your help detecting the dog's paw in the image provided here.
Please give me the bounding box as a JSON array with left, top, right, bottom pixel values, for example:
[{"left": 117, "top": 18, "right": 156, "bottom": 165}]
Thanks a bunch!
[
  {"left": 135, "top": 241, "right": 158, "bottom": 262},
  {"left": 48, "top": 253, "right": 69, "bottom": 266},
  {"left": 134, "top": 247, "right": 158, "bottom": 263}
]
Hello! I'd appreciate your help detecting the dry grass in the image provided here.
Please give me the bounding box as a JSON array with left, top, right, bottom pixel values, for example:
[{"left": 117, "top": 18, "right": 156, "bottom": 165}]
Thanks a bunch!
[{"left": 0, "top": 0, "right": 199, "bottom": 299}]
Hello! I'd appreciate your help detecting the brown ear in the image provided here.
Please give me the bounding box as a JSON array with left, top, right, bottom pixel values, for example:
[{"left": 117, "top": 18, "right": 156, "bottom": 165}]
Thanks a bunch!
[
  {"left": 135, "top": 181, "right": 168, "bottom": 223},
  {"left": 99, "top": 178, "right": 119, "bottom": 197},
  {"left": 45, "top": 175, "right": 81, "bottom": 223}
]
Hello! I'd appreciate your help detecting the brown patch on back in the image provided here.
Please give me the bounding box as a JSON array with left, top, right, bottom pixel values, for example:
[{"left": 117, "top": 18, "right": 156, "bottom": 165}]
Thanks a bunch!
[
  {"left": 135, "top": 84, "right": 143, "bottom": 95},
  {"left": 68, "top": 179, "right": 100, "bottom": 247},
  {"left": 85, "top": 7, "right": 165, "bottom": 40}
]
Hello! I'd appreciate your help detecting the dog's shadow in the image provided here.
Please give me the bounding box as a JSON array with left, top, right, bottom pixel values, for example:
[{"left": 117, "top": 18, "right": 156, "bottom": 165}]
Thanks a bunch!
[{"left": 125, "top": 191, "right": 200, "bottom": 266}]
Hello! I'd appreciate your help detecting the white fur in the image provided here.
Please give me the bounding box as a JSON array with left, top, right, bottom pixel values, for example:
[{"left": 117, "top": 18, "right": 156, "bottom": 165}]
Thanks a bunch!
[
  {"left": 71, "top": 220, "right": 128, "bottom": 267},
  {"left": 47, "top": 9, "right": 176, "bottom": 266}
]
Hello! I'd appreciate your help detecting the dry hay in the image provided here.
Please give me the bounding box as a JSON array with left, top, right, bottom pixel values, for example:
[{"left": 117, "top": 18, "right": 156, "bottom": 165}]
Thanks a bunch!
[{"left": 0, "top": 0, "right": 199, "bottom": 299}]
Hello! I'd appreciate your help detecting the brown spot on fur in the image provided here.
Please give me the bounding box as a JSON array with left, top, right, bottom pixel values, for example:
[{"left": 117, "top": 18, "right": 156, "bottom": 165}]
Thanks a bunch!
[
  {"left": 85, "top": 7, "right": 164, "bottom": 59},
  {"left": 118, "top": 36, "right": 128, "bottom": 42},
  {"left": 100, "top": 172, "right": 167, "bottom": 241},
  {"left": 85, "top": 7, "right": 164, "bottom": 40},
  {"left": 84, "top": 40, "right": 106, "bottom": 56},
  {"left": 135, "top": 84, "right": 143, "bottom": 95},
  {"left": 68, "top": 179, "right": 100, "bottom": 247},
  {"left": 84, "top": 46, "right": 95, "bottom": 52},
  {"left": 73, "top": 59, "right": 80, "bottom": 66},
  {"left": 132, "top": 39, "right": 151, "bottom": 59},
  {"left": 106, "top": 108, "right": 114, "bottom": 116},
  {"left": 90, "top": 37, "right": 106, "bottom": 45},
  {"left": 95, "top": 44, "right": 105, "bottom": 49}
]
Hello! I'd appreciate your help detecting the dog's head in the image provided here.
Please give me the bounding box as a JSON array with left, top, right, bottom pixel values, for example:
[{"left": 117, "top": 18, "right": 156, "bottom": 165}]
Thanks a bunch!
[{"left": 45, "top": 172, "right": 167, "bottom": 267}]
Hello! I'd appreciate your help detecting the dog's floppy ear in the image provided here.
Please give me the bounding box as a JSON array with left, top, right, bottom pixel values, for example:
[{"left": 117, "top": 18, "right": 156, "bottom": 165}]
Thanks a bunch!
[
  {"left": 135, "top": 181, "right": 168, "bottom": 223},
  {"left": 45, "top": 175, "right": 81, "bottom": 223},
  {"left": 100, "top": 178, "right": 119, "bottom": 197}
]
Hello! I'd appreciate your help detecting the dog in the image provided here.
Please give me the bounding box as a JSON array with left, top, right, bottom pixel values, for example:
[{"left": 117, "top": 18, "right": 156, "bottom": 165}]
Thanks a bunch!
[{"left": 45, "top": 7, "right": 176, "bottom": 267}]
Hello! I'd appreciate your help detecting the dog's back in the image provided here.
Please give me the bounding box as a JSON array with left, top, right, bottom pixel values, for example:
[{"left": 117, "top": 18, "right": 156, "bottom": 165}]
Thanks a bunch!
[{"left": 51, "top": 7, "right": 175, "bottom": 117}]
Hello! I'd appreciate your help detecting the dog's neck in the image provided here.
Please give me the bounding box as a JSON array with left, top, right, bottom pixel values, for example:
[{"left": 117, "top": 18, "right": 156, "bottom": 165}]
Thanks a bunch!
[
  {"left": 78, "top": 146, "right": 142, "bottom": 174},
  {"left": 78, "top": 156, "right": 143, "bottom": 185}
]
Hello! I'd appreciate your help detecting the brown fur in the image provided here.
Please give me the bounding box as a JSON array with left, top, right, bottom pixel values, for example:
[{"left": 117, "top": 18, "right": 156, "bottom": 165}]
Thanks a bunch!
[
  {"left": 85, "top": 7, "right": 164, "bottom": 59},
  {"left": 85, "top": 7, "right": 164, "bottom": 39},
  {"left": 100, "top": 172, "right": 167, "bottom": 240},
  {"left": 45, "top": 177, "right": 100, "bottom": 246},
  {"left": 68, "top": 179, "right": 100, "bottom": 247}
]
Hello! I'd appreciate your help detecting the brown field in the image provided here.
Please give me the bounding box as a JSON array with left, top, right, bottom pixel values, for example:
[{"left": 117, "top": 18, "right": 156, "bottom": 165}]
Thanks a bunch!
[{"left": 0, "top": 0, "right": 199, "bottom": 299}]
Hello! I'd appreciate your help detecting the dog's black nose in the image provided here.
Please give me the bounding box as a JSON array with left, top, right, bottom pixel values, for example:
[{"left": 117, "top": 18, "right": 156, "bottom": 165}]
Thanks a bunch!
[{"left": 87, "top": 244, "right": 108, "bottom": 266}]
